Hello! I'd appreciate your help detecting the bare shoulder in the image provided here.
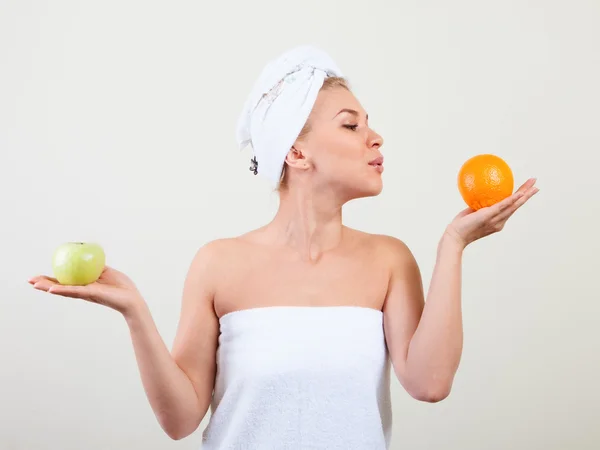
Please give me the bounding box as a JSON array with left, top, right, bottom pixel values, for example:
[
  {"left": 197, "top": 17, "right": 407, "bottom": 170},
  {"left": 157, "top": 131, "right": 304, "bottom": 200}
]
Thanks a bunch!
[
  {"left": 188, "top": 238, "right": 230, "bottom": 277},
  {"left": 370, "top": 234, "right": 422, "bottom": 289},
  {"left": 370, "top": 233, "right": 412, "bottom": 254},
  {"left": 189, "top": 236, "right": 248, "bottom": 274},
  {"left": 187, "top": 232, "right": 262, "bottom": 282},
  {"left": 348, "top": 228, "right": 416, "bottom": 266},
  {"left": 193, "top": 236, "right": 244, "bottom": 258}
]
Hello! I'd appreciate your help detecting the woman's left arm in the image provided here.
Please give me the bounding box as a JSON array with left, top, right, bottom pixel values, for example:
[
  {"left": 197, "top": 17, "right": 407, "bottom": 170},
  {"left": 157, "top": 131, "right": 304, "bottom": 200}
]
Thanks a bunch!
[{"left": 383, "top": 178, "right": 539, "bottom": 403}]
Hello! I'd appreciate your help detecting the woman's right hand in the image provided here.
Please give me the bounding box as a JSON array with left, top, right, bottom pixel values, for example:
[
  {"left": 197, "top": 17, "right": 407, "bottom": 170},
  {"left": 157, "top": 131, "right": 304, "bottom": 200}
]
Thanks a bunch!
[{"left": 29, "top": 266, "right": 145, "bottom": 316}]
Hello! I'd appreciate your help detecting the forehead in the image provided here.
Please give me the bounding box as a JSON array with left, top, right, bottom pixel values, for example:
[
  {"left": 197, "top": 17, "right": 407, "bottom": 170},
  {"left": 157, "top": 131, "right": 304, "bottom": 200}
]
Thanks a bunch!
[{"left": 310, "top": 87, "right": 365, "bottom": 120}]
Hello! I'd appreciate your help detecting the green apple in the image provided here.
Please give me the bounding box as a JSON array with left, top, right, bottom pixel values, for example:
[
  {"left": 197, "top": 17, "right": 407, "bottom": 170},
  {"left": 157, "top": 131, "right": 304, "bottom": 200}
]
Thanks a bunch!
[{"left": 52, "top": 242, "right": 106, "bottom": 286}]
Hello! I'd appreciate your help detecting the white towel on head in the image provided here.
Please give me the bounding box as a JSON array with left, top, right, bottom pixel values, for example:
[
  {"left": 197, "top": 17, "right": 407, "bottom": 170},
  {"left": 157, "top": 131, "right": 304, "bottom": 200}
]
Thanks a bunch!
[{"left": 236, "top": 45, "right": 344, "bottom": 185}]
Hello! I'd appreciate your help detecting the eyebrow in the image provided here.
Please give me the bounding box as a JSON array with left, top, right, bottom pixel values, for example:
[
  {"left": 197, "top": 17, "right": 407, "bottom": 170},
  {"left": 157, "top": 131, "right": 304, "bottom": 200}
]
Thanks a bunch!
[{"left": 333, "top": 108, "right": 368, "bottom": 121}]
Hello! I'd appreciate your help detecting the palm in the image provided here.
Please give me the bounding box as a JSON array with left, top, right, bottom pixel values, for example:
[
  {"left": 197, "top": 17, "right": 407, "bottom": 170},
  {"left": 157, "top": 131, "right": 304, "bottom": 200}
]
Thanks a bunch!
[
  {"left": 446, "top": 178, "right": 539, "bottom": 247},
  {"left": 29, "top": 266, "right": 142, "bottom": 314},
  {"left": 92, "top": 267, "right": 133, "bottom": 290}
]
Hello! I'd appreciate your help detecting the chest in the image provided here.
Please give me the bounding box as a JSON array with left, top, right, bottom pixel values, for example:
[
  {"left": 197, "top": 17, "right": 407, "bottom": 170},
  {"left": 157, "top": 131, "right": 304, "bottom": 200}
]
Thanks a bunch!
[{"left": 214, "top": 248, "right": 390, "bottom": 318}]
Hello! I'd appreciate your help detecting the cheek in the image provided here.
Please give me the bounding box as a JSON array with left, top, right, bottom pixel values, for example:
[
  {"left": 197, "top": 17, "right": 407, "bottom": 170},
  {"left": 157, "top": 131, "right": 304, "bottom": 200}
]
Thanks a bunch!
[{"left": 316, "top": 133, "right": 365, "bottom": 169}]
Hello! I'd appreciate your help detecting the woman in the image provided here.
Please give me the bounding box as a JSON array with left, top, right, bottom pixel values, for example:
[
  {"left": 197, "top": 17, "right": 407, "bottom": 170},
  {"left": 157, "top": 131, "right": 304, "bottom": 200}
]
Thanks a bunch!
[{"left": 29, "top": 46, "right": 538, "bottom": 449}]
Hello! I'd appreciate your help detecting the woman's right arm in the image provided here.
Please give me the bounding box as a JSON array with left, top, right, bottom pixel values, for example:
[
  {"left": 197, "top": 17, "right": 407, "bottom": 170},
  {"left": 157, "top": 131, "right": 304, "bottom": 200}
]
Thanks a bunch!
[
  {"left": 125, "top": 243, "right": 219, "bottom": 440},
  {"left": 30, "top": 243, "right": 220, "bottom": 441}
]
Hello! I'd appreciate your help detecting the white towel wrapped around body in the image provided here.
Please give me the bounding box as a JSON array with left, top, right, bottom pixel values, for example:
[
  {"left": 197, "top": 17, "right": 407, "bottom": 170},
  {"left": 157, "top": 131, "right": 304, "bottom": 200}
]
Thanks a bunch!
[{"left": 201, "top": 306, "right": 393, "bottom": 450}]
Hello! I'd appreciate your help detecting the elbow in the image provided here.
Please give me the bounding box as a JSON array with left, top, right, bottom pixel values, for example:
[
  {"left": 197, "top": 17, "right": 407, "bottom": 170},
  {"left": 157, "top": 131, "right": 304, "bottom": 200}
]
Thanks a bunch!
[
  {"left": 412, "top": 387, "right": 451, "bottom": 403},
  {"left": 408, "top": 382, "right": 453, "bottom": 403},
  {"left": 162, "top": 423, "right": 195, "bottom": 441},
  {"left": 160, "top": 420, "right": 191, "bottom": 441},
  {"left": 156, "top": 398, "right": 210, "bottom": 440},
  {"left": 166, "top": 430, "right": 188, "bottom": 441},
  {"left": 157, "top": 414, "right": 199, "bottom": 441}
]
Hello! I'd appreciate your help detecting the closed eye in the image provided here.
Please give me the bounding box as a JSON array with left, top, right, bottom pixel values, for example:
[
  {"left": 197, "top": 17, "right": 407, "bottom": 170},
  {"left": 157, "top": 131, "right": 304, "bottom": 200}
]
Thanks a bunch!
[{"left": 343, "top": 124, "right": 358, "bottom": 131}]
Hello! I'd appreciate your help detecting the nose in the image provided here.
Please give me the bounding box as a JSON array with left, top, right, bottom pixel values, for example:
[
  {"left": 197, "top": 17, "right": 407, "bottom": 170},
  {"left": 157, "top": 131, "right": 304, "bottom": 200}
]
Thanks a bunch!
[{"left": 368, "top": 129, "right": 383, "bottom": 149}]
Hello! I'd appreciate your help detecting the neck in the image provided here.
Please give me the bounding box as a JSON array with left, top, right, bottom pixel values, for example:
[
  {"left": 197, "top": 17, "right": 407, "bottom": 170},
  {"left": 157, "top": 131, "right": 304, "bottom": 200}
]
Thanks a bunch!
[{"left": 267, "top": 183, "right": 345, "bottom": 261}]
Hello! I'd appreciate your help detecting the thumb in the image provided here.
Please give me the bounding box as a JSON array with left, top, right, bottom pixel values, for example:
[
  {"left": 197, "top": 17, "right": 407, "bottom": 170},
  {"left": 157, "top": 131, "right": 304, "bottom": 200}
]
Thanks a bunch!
[{"left": 454, "top": 207, "right": 474, "bottom": 220}]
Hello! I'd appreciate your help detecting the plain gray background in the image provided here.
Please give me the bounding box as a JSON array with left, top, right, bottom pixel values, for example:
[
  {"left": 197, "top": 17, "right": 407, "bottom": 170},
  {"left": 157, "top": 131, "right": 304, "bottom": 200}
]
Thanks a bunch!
[{"left": 2, "top": 0, "right": 599, "bottom": 449}]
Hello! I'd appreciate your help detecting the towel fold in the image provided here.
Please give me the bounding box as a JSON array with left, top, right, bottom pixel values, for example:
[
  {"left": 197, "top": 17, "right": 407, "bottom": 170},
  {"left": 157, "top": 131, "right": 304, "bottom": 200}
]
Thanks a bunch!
[{"left": 236, "top": 45, "right": 344, "bottom": 185}]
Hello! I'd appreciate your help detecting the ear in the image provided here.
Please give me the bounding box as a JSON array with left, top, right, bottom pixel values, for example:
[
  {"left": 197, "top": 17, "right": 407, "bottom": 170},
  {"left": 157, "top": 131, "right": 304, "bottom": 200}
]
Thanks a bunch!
[{"left": 284, "top": 146, "right": 310, "bottom": 171}]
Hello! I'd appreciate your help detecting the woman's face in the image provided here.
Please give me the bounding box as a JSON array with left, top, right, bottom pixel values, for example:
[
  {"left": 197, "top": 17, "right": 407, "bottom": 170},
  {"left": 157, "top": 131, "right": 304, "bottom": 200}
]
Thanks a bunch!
[{"left": 292, "top": 87, "right": 385, "bottom": 199}]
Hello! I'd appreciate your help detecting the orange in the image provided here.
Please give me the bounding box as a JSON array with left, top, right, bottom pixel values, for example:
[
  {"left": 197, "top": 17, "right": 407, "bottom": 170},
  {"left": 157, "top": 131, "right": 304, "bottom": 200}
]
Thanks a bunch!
[{"left": 457, "top": 154, "right": 514, "bottom": 210}]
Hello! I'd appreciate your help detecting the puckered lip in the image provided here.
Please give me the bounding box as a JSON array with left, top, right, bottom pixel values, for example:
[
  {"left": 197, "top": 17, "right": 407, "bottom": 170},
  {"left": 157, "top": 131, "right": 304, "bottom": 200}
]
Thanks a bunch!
[{"left": 368, "top": 156, "right": 384, "bottom": 165}]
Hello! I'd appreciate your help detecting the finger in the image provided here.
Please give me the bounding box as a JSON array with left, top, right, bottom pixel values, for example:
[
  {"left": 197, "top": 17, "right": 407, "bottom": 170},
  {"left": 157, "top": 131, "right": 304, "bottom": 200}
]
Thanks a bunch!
[
  {"left": 31, "top": 278, "right": 92, "bottom": 299},
  {"left": 47, "top": 284, "right": 93, "bottom": 300},
  {"left": 453, "top": 207, "right": 474, "bottom": 220},
  {"left": 29, "top": 275, "right": 59, "bottom": 285},
  {"left": 495, "top": 186, "right": 540, "bottom": 222},
  {"left": 515, "top": 178, "right": 537, "bottom": 195},
  {"left": 488, "top": 191, "right": 525, "bottom": 216},
  {"left": 510, "top": 185, "right": 539, "bottom": 211},
  {"left": 489, "top": 178, "right": 537, "bottom": 216},
  {"left": 32, "top": 278, "right": 61, "bottom": 292}
]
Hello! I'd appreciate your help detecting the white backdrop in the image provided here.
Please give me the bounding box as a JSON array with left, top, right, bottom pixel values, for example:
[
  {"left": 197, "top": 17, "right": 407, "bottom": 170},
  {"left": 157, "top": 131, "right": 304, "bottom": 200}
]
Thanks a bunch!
[{"left": 1, "top": 1, "right": 599, "bottom": 449}]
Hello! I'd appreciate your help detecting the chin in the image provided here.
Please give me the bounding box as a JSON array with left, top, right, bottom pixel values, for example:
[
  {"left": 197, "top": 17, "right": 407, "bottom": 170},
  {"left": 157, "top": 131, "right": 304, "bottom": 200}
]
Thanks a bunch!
[
  {"left": 365, "top": 181, "right": 384, "bottom": 197},
  {"left": 347, "top": 177, "right": 383, "bottom": 200}
]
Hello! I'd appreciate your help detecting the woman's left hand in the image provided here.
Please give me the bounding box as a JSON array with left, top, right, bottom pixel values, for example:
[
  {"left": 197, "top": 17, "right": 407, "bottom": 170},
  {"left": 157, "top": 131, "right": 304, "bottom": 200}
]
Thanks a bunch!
[{"left": 444, "top": 178, "right": 539, "bottom": 249}]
